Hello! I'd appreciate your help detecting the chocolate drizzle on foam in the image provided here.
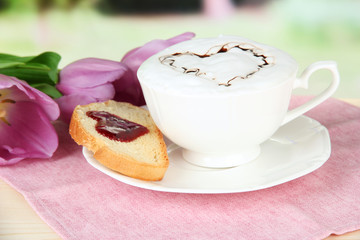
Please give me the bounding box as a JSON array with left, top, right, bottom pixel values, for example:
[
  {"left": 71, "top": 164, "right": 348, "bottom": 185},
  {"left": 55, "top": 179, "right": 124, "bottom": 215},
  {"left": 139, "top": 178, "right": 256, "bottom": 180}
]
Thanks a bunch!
[{"left": 159, "top": 42, "right": 274, "bottom": 87}]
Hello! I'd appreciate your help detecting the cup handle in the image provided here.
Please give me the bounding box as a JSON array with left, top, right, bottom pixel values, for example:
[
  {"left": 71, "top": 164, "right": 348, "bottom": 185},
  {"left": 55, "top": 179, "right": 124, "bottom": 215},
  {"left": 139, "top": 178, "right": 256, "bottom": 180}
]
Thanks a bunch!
[{"left": 281, "top": 61, "right": 340, "bottom": 126}]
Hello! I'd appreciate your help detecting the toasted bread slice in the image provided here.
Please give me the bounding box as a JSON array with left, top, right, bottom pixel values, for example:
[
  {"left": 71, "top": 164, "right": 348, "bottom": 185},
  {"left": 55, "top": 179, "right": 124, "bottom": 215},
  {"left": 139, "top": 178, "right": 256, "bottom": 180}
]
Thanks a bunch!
[{"left": 69, "top": 100, "right": 169, "bottom": 181}]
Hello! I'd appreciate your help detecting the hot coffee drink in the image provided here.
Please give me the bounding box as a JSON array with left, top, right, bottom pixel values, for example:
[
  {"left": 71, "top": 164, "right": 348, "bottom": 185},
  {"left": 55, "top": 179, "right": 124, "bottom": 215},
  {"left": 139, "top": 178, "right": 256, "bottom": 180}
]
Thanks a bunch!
[
  {"left": 139, "top": 35, "right": 298, "bottom": 93},
  {"left": 138, "top": 35, "right": 339, "bottom": 168}
]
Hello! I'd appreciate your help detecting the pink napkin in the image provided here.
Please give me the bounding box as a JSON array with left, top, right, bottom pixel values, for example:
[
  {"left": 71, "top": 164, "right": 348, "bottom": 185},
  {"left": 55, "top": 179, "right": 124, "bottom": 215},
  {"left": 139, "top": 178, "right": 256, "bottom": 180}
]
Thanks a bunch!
[{"left": 1, "top": 96, "right": 360, "bottom": 240}]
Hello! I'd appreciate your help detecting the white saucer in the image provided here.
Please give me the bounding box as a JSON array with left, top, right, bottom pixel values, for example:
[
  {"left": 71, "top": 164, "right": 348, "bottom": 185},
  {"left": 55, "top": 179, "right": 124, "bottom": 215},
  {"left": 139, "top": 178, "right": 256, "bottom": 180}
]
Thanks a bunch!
[{"left": 83, "top": 115, "right": 331, "bottom": 194}]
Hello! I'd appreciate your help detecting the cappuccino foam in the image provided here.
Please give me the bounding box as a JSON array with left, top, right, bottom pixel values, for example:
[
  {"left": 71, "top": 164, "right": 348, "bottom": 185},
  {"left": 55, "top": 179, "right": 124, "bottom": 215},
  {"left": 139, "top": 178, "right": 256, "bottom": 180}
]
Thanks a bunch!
[{"left": 138, "top": 35, "right": 298, "bottom": 94}]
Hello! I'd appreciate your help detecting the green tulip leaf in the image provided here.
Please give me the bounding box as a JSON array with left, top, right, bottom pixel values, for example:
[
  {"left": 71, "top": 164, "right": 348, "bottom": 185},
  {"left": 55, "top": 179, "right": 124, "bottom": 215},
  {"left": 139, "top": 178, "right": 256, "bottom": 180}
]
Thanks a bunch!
[
  {"left": 31, "top": 83, "right": 63, "bottom": 99},
  {"left": 0, "top": 51, "right": 62, "bottom": 98}
]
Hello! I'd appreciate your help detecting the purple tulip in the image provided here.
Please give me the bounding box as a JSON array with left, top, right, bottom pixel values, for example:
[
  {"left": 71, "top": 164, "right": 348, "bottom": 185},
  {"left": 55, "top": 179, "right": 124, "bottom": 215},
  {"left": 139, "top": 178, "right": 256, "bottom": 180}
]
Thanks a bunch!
[
  {"left": 56, "top": 32, "right": 195, "bottom": 123},
  {"left": 0, "top": 74, "right": 60, "bottom": 165}
]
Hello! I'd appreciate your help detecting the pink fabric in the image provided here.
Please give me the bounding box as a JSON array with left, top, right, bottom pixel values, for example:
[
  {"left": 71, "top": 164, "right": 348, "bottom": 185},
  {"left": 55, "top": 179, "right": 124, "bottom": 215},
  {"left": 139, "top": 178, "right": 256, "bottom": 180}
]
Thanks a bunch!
[{"left": 1, "top": 96, "right": 360, "bottom": 240}]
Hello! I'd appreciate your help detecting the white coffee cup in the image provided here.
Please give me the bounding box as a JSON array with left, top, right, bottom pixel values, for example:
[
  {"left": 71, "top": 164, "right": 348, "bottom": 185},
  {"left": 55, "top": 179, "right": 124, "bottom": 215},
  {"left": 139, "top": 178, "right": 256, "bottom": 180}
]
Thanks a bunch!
[{"left": 137, "top": 35, "right": 340, "bottom": 168}]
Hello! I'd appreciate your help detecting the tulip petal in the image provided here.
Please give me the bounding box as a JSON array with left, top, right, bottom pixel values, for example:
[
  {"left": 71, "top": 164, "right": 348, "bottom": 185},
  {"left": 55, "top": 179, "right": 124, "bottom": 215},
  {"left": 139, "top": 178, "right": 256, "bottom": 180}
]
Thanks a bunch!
[
  {"left": 56, "top": 83, "right": 115, "bottom": 102},
  {"left": 57, "top": 58, "right": 128, "bottom": 91},
  {"left": 112, "top": 68, "right": 145, "bottom": 106},
  {"left": 121, "top": 32, "right": 195, "bottom": 72},
  {"left": 0, "top": 74, "right": 60, "bottom": 121},
  {"left": 165, "top": 31, "right": 196, "bottom": 45},
  {"left": 55, "top": 94, "right": 97, "bottom": 124},
  {"left": 0, "top": 101, "right": 58, "bottom": 165}
]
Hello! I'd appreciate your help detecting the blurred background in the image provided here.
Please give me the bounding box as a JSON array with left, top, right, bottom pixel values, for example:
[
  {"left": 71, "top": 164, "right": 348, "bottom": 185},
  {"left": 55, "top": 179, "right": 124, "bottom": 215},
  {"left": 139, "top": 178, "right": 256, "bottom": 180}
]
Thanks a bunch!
[{"left": 0, "top": 0, "right": 359, "bottom": 98}]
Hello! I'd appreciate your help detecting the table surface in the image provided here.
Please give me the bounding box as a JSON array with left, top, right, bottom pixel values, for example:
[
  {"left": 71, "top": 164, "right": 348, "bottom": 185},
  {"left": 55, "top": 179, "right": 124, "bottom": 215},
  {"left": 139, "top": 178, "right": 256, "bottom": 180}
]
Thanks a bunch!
[{"left": 1, "top": 98, "right": 360, "bottom": 240}]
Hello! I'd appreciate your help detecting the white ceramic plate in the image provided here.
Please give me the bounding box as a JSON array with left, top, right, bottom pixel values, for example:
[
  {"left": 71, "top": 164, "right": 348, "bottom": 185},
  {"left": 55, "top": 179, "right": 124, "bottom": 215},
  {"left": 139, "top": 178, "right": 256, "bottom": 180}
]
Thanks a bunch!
[{"left": 83, "top": 115, "right": 331, "bottom": 194}]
